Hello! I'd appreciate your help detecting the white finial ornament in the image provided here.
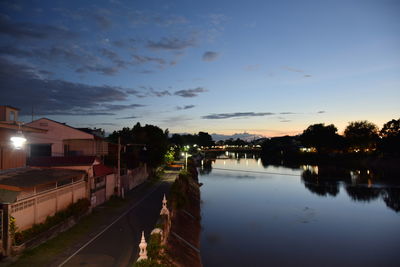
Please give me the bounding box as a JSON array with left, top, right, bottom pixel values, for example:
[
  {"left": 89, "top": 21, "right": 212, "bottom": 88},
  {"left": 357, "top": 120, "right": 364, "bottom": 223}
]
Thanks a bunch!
[
  {"left": 160, "top": 194, "right": 169, "bottom": 216},
  {"left": 137, "top": 231, "right": 148, "bottom": 261}
]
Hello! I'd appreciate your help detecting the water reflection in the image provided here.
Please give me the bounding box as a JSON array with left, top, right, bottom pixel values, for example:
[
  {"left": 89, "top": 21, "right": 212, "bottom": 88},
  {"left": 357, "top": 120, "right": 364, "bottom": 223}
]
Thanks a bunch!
[
  {"left": 200, "top": 154, "right": 400, "bottom": 213},
  {"left": 299, "top": 165, "right": 400, "bottom": 212},
  {"left": 199, "top": 157, "right": 400, "bottom": 266}
]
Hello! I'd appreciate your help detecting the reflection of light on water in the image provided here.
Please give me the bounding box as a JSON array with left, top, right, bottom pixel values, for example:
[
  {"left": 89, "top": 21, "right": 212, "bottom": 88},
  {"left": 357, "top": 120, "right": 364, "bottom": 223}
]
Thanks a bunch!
[
  {"left": 245, "top": 153, "right": 247, "bottom": 159},
  {"left": 223, "top": 160, "right": 226, "bottom": 165},
  {"left": 225, "top": 151, "right": 229, "bottom": 156},
  {"left": 257, "top": 158, "right": 261, "bottom": 165},
  {"left": 301, "top": 165, "right": 319, "bottom": 175},
  {"left": 246, "top": 160, "right": 249, "bottom": 166},
  {"left": 368, "top": 179, "right": 372, "bottom": 188},
  {"left": 201, "top": 160, "right": 204, "bottom": 167}
]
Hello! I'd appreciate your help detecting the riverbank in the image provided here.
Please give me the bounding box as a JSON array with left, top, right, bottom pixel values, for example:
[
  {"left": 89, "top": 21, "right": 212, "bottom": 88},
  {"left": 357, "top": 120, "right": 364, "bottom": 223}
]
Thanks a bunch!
[
  {"left": 135, "top": 161, "right": 202, "bottom": 267},
  {"left": 166, "top": 162, "right": 202, "bottom": 267}
]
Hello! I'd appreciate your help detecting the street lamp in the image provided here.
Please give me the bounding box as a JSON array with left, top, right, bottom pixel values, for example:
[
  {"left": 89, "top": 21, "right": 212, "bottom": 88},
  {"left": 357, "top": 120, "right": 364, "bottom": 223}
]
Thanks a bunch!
[{"left": 10, "top": 130, "right": 27, "bottom": 149}]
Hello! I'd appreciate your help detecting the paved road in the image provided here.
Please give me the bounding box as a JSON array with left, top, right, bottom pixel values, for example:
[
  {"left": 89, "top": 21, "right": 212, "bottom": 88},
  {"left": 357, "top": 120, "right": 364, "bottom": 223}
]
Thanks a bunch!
[{"left": 59, "top": 172, "right": 178, "bottom": 267}]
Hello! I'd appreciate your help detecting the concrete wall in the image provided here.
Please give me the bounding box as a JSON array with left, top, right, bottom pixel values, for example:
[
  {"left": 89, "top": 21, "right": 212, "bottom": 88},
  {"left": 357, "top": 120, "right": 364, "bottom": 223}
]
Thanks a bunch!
[
  {"left": 105, "top": 174, "right": 116, "bottom": 200},
  {"left": 11, "top": 180, "right": 86, "bottom": 231},
  {"left": 121, "top": 164, "right": 148, "bottom": 192},
  {"left": 26, "top": 118, "right": 93, "bottom": 157}
]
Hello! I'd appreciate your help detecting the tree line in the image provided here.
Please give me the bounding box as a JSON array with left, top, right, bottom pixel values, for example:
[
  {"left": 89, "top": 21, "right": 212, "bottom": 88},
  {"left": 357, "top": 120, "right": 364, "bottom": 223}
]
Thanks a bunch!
[{"left": 262, "top": 118, "right": 400, "bottom": 157}]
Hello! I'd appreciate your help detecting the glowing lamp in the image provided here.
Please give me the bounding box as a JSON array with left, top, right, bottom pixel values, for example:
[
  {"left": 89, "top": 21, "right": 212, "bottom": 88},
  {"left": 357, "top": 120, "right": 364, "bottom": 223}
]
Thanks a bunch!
[{"left": 10, "top": 131, "right": 27, "bottom": 149}]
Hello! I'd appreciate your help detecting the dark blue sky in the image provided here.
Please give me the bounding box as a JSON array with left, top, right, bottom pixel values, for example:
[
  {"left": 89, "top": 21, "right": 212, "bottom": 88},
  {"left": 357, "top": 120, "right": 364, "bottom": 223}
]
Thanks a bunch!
[{"left": 1, "top": 0, "right": 399, "bottom": 136}]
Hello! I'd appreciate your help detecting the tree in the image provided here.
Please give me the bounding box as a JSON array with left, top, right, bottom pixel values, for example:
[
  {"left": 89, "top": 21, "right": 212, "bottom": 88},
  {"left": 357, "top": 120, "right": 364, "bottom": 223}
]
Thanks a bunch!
[
  {"left": 300, "top": 123, "right": 343, "bottom": 153},
  {"left": 261, "top": 135, "right": 300, "bottom": 157},
  {"left": 379, "top": 118, "right": 400, "bottom": 154},
  {"left": 198, "top": 131, "right": 214, "bottom": 147},
  {"left": 344, "top": 120, "right": 379, "bottom": 152},
  {"left": 108, "top": 123, "right": 169, "bottom": 168},
  {"left": 380, "top": 119, "right": 400, "bottom": 138}
]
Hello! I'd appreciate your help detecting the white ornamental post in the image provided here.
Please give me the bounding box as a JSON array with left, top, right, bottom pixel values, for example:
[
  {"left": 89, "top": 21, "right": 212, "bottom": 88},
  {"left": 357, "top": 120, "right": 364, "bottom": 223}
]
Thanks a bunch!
[
  {"left": 160, "top": 194, "right": 169, "bottom": 216},
  {"left": 137, "top": 231, "right": 148, "bottom": 261}
]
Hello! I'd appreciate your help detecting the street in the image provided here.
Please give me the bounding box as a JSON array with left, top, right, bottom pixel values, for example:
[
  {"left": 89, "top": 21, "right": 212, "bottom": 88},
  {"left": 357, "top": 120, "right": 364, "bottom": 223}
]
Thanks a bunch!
[{"left": 57, "top": 172, "right": 178, "bottom": 267}]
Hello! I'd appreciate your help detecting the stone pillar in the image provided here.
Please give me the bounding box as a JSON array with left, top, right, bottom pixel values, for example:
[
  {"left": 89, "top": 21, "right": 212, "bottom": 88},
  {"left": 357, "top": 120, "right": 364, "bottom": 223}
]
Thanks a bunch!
[
  {"left": 160, "top": 194, "right": 169, "bottom": 217},
  {"left": 137, "top": 231, "right": 148, "bottom": 261}
]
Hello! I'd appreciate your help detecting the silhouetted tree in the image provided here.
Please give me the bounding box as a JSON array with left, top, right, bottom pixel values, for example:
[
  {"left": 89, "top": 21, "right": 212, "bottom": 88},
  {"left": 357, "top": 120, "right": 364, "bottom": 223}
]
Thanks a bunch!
[
  {"left": 301, "top": 170, "right": 339, "bottom": 197},
  {"left": 108, "top": 123, "right": 169, "bottom": 168},
  {"left": 344, "top": 121, "right": 379, "bottom": 152},
  {"left": 379, "top": 118, "right": 400, "bottom": 154},
  {"left": 198, "top": 131, "right": 214, "bottom": 147},
  {"left": 261, "top": 136, "right": 300, "bottom": 158},
  {"left": 300, "top": 123, "right": 343, "bottom": 153},
  {"left": 345, "top": 186, "right": 381, "bottom": 202}
]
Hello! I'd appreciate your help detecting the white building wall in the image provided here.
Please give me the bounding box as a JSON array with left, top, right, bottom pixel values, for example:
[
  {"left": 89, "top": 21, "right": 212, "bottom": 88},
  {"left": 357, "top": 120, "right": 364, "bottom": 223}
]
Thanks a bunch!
[
  {"left": 10, "top": 180, "right": 87, "bottom": 231},
  {"left": 26, "top": 118, "right": 93, "bottom": 157}
]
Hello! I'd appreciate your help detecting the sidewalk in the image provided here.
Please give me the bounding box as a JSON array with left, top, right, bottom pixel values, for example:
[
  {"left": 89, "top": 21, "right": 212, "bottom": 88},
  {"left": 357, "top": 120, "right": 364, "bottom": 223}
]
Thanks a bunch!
[{"left": 3, "top": 171, "right": 179, "bottom": 267}]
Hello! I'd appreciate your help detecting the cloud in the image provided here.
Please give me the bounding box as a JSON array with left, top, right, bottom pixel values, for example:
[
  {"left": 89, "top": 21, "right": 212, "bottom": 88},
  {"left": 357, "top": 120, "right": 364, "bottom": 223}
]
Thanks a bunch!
[
  {"left": 280, "top": 120, "right": 291, "bottom": 122},
  {"left": 149, "top": 89, "right": 171, "bottom": 97},
  {"left": 174, "top": 87, "right": 207, "bottom": 98},
  {"left": 0, "top": 58, "right": 141, "bottom": 115},
  {"left": 317, "top": 111, "right": 326, "bottom": 114},
  {"left": 132, "top": 54, "right": 166, "bottom": 65},
  {"left": 0, "top": 44, "right": 125, "bottom": 76},
  {"left": 202, "top": 112, "right": 275, "bottom": 119},
  {"left": 116, "top": 116, "right": 139, "bottom": 120},
  {"left": 279, "top": 112, "right": 296, "bottom": 115},
  {"left": 304, "top": 74, "right": 312, "bottom": 78},
  {"left": 177, "top": 105, "right": 195, "bottom": 110},
  {"left": 127, "top": 86, "right": 171, "bottom": 98},
  {"left": 147, "top": 37, "right": 196, "bottom": 51},
  {"left": 102, "top": 104, "right": 145, "bottom": 111},
  {"left": 0, "top": 16, "right": 76, "bottom": 40},
  {"left": 282, "top": 66, "right": 304, "bottom": 73},
  {"left": 202, "top": 51, "right": 218, "bottom": 62},
  {"left": 100, "top": 48, "right": 128, "bottom": 68}
]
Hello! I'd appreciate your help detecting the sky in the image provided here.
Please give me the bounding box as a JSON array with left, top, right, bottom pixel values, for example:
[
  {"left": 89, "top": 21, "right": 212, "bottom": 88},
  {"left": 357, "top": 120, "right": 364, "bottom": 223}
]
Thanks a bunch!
[{"left": 0, "top": 0, "right": 399, "bottom": 137}]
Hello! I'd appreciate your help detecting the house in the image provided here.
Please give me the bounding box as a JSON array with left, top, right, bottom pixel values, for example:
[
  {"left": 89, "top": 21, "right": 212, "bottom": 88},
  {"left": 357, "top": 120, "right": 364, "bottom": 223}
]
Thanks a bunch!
[
  {"left": 0, "top": 106, "right": 46, "bottom": 170},
  {"left": 0, "top": 168, "right": 87, "bottom": 230},
  {"left": 25, "top": 118, "right": 109, "bottom": 158},
  {"left": 27, "top": 156, "right": 117, "bottom": 207}
]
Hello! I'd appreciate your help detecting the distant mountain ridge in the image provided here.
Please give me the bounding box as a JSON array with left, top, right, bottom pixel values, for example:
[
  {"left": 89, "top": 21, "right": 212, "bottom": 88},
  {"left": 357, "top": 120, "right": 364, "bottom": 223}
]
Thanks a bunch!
[{"left": 211, "top": 132, "right": 265, "bottom": 141}]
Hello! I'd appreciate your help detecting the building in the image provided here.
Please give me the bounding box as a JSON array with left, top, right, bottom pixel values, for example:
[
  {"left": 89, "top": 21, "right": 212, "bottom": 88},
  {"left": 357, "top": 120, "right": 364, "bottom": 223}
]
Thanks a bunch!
[
  {"left": 0, "top": 106, "right": 46, "bottom": 170},
  {"left": 25, "top": 118, "right": 109, "bottom": 157},
  {"left": 27, "top": 156, "right": 116, "bottom": 207},
  {"left": 0, "top": 168, "right": 87, "bottom": 230}
]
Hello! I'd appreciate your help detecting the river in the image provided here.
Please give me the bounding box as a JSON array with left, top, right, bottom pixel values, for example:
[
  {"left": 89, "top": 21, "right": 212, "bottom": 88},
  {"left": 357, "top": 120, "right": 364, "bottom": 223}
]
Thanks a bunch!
[{"left": 199, "top": 154, "right": 400, "bottom": 266}]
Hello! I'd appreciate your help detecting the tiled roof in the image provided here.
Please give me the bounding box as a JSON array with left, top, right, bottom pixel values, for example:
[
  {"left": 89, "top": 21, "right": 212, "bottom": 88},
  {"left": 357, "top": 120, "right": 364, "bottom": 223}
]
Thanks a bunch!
[
  {"left": 93, "top": 164, "right": 114, "bottom": 177},
  {"left": 27, "top": 156, "right": 97, "bottom": 167},
  {"left": 0, "top": 168, "right": 85, "bottom": 189}
]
